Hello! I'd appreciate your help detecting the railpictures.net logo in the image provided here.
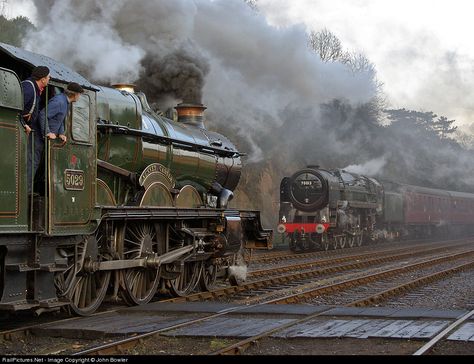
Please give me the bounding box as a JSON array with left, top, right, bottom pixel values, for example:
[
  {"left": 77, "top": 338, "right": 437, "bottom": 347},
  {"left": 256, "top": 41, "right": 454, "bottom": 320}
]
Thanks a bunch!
[{"left": 1, "top": 358, "right": 128, "bottom": 363}]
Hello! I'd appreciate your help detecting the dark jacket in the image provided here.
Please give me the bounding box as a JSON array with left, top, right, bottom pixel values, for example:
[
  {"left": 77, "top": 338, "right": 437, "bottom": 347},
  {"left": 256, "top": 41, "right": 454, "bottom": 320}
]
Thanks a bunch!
[
  {"left": 38, "top": 93, "right": 68, "bottom": 136},
  {"left": 21, "top": 77, "right": 41, "bottom": 128}
]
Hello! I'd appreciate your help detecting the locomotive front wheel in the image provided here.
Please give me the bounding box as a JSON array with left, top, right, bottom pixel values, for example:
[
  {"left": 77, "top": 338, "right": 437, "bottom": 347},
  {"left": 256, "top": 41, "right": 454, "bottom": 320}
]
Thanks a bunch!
[
  {"left": 55, "top": 232, "right": 112, "bottom": 316},
  {"left": 321, "top": 235, "right": 330, "bottom": 251},
  {"left": 120, "top": 223, "right": 162, "bottom": 306}
]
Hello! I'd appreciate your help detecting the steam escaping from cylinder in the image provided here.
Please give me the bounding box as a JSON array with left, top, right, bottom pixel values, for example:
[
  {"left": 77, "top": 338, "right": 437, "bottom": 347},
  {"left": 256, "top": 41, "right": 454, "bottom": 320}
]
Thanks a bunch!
[{"left": 228, "top": 248, "right": 248, "bottom": 285}]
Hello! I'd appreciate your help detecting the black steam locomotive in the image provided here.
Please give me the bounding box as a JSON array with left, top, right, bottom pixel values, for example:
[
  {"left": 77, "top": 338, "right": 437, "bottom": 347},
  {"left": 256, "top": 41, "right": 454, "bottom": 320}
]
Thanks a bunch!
[{"left": 279, "top": 165, "right": 474, "bottom": 252}]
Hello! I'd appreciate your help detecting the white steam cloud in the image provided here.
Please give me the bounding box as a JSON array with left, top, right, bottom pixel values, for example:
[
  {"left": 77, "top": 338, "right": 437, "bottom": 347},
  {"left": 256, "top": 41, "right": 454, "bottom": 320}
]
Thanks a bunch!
[
  {"left": 25, "top": 0, "right": 145, "bottom": 82},
  {"left": 23, "top": 0, "right": 377, "bottom": 162},
  {"left": 343, "top": 156, "right": 387, "bottom": 176}
]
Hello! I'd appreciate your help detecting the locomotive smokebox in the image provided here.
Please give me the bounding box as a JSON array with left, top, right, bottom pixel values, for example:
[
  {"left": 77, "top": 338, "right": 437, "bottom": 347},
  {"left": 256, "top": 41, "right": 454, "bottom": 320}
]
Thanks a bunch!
[{"left": 175, "top": 102, "right": 207, "bottom": 128}]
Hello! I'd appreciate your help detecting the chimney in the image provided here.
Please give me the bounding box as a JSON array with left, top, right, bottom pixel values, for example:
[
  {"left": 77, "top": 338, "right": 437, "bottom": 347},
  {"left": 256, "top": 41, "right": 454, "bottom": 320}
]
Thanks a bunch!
[{"left": 175, "top": 102, "right": 207, "bottom": 128}]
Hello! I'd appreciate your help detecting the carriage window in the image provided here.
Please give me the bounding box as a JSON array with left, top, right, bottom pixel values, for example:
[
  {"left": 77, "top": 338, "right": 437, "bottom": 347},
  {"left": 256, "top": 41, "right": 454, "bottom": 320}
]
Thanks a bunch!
[{"left": 72, "top": 93, "right": 90, "bottom": 142}]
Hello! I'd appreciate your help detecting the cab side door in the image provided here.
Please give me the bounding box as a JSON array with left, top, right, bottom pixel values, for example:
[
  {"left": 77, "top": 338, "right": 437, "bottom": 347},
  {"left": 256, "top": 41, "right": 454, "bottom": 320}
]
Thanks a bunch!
[{"left": 48, "top": 89, "right": 97, "bottom": 234}]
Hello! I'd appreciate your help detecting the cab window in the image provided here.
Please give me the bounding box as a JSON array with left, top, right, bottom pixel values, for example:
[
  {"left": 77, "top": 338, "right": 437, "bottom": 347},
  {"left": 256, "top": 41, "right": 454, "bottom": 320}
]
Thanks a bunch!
[{"left": 72, "top": 93, "right": 90, "bottom": 142}]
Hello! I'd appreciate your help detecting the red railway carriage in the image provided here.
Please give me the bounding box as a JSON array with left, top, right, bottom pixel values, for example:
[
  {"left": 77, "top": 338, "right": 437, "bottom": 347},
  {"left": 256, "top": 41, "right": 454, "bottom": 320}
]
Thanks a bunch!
[
  {"left": 386, "top": 183, "right": 474, "bottom": 238},
  {"left": 402, "top": 185, "right": 451, "bottom": 225},
  {"left": 447, "top": 191, "right": 474, "bottom": 225},
  {"left": 400, "top": 185, "right": 474, "bottom": 226}
]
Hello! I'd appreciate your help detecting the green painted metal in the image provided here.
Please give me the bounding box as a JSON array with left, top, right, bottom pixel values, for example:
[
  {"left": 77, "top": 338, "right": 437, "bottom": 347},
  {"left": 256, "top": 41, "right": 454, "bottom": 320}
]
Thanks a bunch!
[
  {"left": 140, "top": 182, "right": 174, "bottom": 207},
  {"left": 96, "top": 85, "right": 239, "bottom": 205},
  {"left": 176, "top": 185, "right": 203, "bottom": 208},
  {"left": 383, "top": 191, "right": 404, "bottom": 223},
  {"left": 0, "top": 68, "right": 28, "bottom": 232},
  {"left": 0, "top": 47, "right": 242, "bottom": 234},
  {"left": 0, "top": 68, "right": 23, "bottom": 110},
  {"left": 49, "top": 89, "right": 98, "bottom": 235},
  {"left": 96, "top": 178, "right": 116, "bottom": 206}
]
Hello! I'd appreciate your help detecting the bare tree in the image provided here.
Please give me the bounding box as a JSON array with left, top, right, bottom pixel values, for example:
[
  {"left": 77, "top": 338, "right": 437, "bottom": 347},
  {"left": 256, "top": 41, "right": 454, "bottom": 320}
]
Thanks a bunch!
[
  {"left": 244, "top": 0, "right": 259, "bottom": 11},
  {"left": 308, "top": 28, "right": 344, "bottom": 62},
  {"left": 344, "top": 52, "right": 374, "bottom": 73},
  {"left": 455, "top": 129, "right": 474, "bottom": 150}
]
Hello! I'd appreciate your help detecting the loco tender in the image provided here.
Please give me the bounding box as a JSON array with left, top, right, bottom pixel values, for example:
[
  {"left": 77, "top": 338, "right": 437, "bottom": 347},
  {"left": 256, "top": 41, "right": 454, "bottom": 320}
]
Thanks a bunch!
[
  {"left": 279, "top": 165, "right": 474, "bottom": 252},
  {"left": 0, "top": 43, "right": 272, "bottom": 315}
]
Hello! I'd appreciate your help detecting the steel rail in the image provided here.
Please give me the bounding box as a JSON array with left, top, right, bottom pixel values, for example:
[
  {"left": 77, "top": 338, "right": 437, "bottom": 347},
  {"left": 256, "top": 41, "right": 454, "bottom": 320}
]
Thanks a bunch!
[
  {"left": 164, "top": 244, "right": 473, "bottom": 304},
  {"left": 413, "top": 309, "right": 474, "bottom": 356},
  {"left": 67, "top": 249, "right": 474, "bottom": 355},
  {"left": 248, "top": 241, "right": 467, "bottom": 278},
  {"left": 268, "top": 249, "right": 474, "bottom": 305},
  {"left": 210, "top": 258, "right": 474, "bottom": 355}
]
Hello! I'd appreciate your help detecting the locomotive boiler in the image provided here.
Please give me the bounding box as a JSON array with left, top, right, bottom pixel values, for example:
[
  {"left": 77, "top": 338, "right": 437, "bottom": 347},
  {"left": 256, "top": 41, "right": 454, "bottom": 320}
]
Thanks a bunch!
[
  {"left": 95, "top": 85, "right": 242, "bottom": 210},
  {"left": 279, "top": 165, "right": 474, "bottom": 252},
  {"left": 0, "top": 42, "right": 272, "bottom": 315}
]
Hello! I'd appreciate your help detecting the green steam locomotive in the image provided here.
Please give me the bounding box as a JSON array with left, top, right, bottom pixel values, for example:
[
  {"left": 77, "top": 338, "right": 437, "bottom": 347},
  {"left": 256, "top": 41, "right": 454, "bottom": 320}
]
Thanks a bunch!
[{"left": 0, "top": 43, "right": 272, "bottom": 315}]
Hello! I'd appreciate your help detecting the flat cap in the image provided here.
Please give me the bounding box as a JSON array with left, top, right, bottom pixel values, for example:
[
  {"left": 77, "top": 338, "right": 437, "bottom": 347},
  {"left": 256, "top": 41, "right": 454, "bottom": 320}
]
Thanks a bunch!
[
  {"left": 31, "top": 66, "right": 50, "bottom": 80},
  {"left": 67, "top": 82, "right": 84, "bottom": 93}
]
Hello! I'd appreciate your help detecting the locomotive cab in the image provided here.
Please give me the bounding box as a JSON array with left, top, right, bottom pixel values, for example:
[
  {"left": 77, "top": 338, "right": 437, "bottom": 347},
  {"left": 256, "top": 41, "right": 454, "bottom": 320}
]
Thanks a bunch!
[{"left": 0, "top": 43, "right": 100, "bottom": 236}]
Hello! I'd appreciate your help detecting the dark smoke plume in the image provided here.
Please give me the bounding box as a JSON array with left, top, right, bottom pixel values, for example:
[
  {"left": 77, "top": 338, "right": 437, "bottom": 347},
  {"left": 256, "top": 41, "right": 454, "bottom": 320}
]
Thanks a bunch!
[{"left": 136, "top": 43, "right": 210, "bottom": 106}]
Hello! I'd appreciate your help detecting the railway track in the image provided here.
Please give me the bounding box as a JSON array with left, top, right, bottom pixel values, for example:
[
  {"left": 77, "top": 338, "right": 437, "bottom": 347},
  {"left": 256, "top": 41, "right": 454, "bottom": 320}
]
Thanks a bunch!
[
  {"left": 248, "top": 240, "right": 468, "bottom": 278},
  {"left": 1, "top": 238, "right": 472, "bottom": 355},
  {"left": 249, "top": 238, "right": 436, "bottom": 264},
  {"left": 164, "top": 240, "right": 473, "bottom": 305}
]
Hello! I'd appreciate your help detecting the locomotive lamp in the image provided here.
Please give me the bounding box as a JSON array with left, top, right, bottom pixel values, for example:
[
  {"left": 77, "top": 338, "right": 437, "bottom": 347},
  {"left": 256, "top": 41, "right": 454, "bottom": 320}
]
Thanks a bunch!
[{"left": 277, "top": 224, "right": 286, "bottom": 234}]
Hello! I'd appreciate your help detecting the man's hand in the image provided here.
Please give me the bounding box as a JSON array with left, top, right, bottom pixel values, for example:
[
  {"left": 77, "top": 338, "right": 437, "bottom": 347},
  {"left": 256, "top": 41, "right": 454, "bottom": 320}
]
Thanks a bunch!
[
  {"left": 24, "top": 124, "right": 31, "bottom": 136},
  {"left": 46, "top": 132, "right": 56, "bottom": 139},
  {"left": 59, "top": 134, "right": 67, "bottom": 144}
]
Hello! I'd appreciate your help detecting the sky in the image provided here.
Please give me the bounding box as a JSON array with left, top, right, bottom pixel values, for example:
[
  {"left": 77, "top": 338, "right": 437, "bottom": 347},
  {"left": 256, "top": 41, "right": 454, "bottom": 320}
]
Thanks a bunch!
[
  {"left": 5, "top": 0, "right": 474, "bottom": 132},
  {"left": 256, "top": 0, "right": 474, "bottom": 132}
]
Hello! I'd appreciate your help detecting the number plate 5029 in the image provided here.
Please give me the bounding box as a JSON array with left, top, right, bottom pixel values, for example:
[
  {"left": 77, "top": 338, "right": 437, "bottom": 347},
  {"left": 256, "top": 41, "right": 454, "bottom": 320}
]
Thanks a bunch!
[{"left": 64, "top": 169, "right": 85, "bottom": 191}]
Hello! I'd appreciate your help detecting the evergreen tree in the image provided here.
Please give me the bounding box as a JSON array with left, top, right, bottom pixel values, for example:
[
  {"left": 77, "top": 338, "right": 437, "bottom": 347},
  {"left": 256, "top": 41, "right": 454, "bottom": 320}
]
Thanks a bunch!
[
  {"left": 432, "top": 116, "right": 457, "bottom": 139},
  {"left": 0, "top": 15, "right": 35, "bottom": 47}
]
